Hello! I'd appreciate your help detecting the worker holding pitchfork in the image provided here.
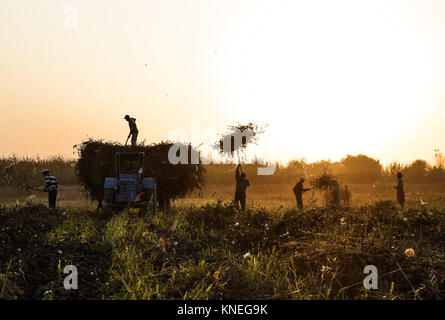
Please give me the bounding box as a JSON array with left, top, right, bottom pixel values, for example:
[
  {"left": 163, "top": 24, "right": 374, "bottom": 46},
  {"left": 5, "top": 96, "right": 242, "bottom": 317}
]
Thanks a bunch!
[
  {"left": 234, "top": 164, "right": 250, "bottom": 211},
  {"left": 42, "top": 169, "right": 58, "bottom": 210},
  {"left": 293, "top": 178, "right": 311, "bottom": 210},
  {"left": 124, "top": 115, "right": 138, "bottom": 146}
]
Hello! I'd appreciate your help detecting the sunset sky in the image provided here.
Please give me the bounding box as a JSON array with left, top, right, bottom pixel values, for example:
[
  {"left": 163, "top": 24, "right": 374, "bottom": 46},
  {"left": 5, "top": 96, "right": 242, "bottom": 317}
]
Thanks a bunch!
[{"left": 1, "top": 0, "right": 444, "bottom": 165}]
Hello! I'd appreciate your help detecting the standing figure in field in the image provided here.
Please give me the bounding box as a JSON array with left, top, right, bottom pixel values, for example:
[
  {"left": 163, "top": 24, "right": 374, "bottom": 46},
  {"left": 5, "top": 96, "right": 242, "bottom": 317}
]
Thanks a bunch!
[
  {"left": 1, "top": 162, "right": 15, "bottom": 186},
  {"left": 42, "top": 169, "right": 58, "bottom": 210},
  {"left": 394, "top": 172, "right": 405, "bottom": 208},
  {"left": 293, "top": 178, "right": 311, "bottom": 210},
  {"left": 124, "top": 115, "right": 138, "bottom": 146},
  {"left": 341, "top": 185, "right": 352, "bottom": 209},
  {"left": 324, "top": 188, "right": 333, "bottom": 207},
  {"left": 331, "top": 183, "right": 341, "bottom": 209},
  {"left": 234, "top": 164, "right": 249, "bottom": 211}
]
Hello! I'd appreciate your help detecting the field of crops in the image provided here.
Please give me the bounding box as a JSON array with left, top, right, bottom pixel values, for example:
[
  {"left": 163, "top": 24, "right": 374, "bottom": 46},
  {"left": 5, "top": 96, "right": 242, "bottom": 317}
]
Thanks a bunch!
[
  {"left": 1, "top": 196, "right": 444, "bottom": 300},
  {"left": 1, "top": 152, "right": 445, "bottom": 300}
]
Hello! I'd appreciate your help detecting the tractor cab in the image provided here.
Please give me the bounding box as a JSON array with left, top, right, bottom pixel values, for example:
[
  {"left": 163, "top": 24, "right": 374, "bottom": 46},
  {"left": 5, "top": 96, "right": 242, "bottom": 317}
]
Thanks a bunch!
[
  {"left": 115, "top": 152, "right": 144, "bottom": 202},
  {"left": 103, "top": 152, "right": 156, "bottom": 217},
  {"left": 117, "top": 152, "right": 144, "bottom": 181}
]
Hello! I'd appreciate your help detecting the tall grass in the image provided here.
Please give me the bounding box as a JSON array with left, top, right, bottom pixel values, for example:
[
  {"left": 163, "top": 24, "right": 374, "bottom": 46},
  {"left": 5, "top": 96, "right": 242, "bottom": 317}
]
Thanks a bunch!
[{"left": 0, "top": 156, "right": 76, "bottom": 186}]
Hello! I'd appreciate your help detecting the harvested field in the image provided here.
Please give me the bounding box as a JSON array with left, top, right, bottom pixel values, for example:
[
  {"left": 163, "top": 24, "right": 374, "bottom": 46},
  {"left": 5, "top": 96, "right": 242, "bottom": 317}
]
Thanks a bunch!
[{"left": 1, "top": 200, "right": 444, "bottom": 300}]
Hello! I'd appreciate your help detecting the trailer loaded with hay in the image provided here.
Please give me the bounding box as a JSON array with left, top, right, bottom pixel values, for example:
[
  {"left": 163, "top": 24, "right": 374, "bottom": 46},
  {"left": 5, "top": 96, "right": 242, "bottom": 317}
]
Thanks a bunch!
[{"left": 74, "top": 139, "right": 205, "bottom": 212}]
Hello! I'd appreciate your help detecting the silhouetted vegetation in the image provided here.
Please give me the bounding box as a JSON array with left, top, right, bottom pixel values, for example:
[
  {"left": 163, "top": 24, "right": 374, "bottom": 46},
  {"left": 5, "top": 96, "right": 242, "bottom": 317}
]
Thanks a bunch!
[
  {"left": 338, "top": 154, "right": 383, "bottom": 183},
  {"left": 74, "top": 139, "right": 205, "bottom": 209},
  {"left": 1, "top": 201, "right": 444, "bottom": 299},
  {"left": 0, "top": 156, "right": 77, "bottom": 187},
  {"left": 1, "top": 153, "right": 444, "bottom": 189},
  {"left": 1, "top": 151, "right": 445, "bottom": 300}
]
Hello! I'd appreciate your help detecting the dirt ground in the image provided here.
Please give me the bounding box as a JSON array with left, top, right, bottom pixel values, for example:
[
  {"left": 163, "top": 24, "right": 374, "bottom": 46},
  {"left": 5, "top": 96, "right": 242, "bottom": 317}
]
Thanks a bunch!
[{"left": 2, "top": 183, "right": 445, "bottom": 209}]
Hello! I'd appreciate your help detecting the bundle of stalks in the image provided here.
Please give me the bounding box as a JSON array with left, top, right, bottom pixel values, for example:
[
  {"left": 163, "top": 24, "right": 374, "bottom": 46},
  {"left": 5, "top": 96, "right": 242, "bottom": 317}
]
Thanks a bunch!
[
  {"left": 310, "top": 171, "right": 339, "bottom": 191},
  {"left": 215, "top": 122, "right": 267, "bottom": 163}
]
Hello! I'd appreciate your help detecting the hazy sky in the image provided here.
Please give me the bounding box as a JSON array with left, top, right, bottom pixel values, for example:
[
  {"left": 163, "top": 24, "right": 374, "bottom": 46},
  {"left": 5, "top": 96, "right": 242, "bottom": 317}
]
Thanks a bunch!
[{"left": 1, "top": 0, "right": 444, "bottom": 165}]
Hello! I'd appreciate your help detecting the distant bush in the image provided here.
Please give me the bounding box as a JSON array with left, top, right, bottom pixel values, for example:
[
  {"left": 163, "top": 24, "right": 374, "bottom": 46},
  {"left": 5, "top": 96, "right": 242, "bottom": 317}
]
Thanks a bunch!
[
  {"left": 404, "top": 160, "right": 428, "bottom": 183},
  {"left": 337, "top": 154, "right": 383, "bottom": 183},
  {"left": 383, "top": 161, "right": 406, "bottom": 181},
  {"left": 426, "top": 166, "right": 445, "bottom": 184},
  {"left": 383, "top": 159, "right": 445, "bottom": 184}
]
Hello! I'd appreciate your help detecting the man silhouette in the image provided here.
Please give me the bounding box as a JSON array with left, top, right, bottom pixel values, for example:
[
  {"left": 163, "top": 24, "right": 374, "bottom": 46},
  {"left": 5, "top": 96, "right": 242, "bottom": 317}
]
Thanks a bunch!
[
  {"left": 331, "top": 183, "right": 341, "bottom": 209},
  {"left": 42, "top": 169, "right": 58, "bottom": 210},
  {"left": 234, "top": 164, "right": 249, "bottom": 211},
  {"left": 293, "top": 178, "right": 311, "bottom": 210},
  {"left": 341, "top": 185, "right": 352, "bottom": 209},
  {"left": 124, "top": 115, "right": 138, "bottom": 146},
  {"left": 395, "top": 172, "right": 405, "bottom": 209}
]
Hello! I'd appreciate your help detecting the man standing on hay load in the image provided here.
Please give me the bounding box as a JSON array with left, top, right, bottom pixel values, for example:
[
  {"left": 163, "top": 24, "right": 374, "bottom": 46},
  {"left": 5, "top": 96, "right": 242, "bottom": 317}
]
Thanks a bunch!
[
  {"left": 42, "top": 169, "right": 58, "bottom": 210},
  {"left": 394, "top": 172, "right": 405, "bottom": 209},
  {"left": 235, "top": 164, "right": 249, "bottom": 211},
  {"left": 293, "top": 178, "right": 311, "bottom": 210},
  {"left": 124, "top": 115, "right": 138, "bottom": 146}
]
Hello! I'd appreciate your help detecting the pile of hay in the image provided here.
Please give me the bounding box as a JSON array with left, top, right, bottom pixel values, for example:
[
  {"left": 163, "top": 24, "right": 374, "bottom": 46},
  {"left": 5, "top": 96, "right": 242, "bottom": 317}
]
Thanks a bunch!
[
  {"left": 216, "top": 122, "right": 267, "bottom": 161},
  {"left": 310, "top": 171, "right": 339, "bottom": 191},
  {"left": 74, "top": 139, "right": 205, "bottom": 209}
]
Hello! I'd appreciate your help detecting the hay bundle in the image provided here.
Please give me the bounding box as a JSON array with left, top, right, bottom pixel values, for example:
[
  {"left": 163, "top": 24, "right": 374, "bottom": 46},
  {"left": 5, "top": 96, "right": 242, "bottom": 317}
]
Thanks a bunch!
[
  {"left": 215, "top": 122, "right": 267, "bottom": 162},
  {"left": 310, "top": 171, "right": 339, "bottom": 191},
  {"left": 74, "top": 139, "right": 205, "bottom": 209}
]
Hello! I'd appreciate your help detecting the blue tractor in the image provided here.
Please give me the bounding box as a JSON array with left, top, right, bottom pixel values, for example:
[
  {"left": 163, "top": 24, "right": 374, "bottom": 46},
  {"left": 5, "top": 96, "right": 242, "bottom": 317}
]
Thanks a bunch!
[{"left": 103, "top": 152, "right": 156, "bottom": 217}]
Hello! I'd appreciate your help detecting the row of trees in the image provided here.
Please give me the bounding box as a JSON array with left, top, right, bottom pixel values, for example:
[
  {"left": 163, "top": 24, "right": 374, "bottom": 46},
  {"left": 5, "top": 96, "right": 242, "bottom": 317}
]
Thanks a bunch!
[
  {"left": 204, "top": 151, "right": 445, "bottom": 185},
  {"left": 1, "top": 151, "right": 445, "bottom": 187},
  {"left": 284, "top": 150, "right": 445, "bottom": 184}
]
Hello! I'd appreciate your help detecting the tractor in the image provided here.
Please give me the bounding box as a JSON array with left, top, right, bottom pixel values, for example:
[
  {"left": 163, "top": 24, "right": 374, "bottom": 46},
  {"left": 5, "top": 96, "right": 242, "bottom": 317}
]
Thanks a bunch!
[{"left": 103, "top": 152, "right": 156, "bottom": 217}]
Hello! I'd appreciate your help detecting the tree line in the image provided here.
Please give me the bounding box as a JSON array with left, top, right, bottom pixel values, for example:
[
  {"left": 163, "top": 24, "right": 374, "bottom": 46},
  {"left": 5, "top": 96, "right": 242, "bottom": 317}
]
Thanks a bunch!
[{"left": 1, "top": 151, "right": 445, "bottom": 187}]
